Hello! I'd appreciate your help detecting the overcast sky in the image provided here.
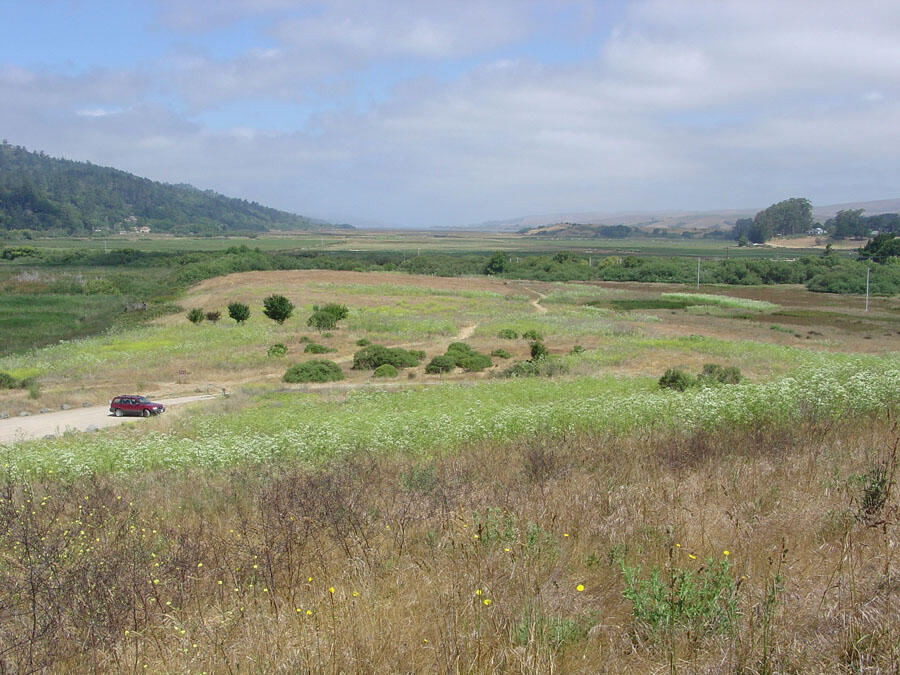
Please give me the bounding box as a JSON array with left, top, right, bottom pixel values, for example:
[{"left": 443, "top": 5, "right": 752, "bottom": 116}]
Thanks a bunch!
[{"left": 2, "top": 1, "right": 899, "bottom": 227}]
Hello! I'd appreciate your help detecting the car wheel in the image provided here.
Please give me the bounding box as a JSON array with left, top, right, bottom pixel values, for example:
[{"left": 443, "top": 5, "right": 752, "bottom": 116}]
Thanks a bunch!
[
  {"left": 114, "top": 409, "right": 123, "bottom": 417},
  {"left": 142, "top": 409, "right": 150, "bottom": 417}
]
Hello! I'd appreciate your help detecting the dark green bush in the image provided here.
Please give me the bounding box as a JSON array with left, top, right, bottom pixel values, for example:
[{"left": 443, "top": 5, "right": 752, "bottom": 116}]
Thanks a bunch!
[
  {"left": 522, "top": 329, "right": 543, "bottom": 340},
  {"left": 187, "top": 308, "right": 205, "bottom": 324},
  {"left": 373, "top": 364, "right": 398, "bottom": 378},
  {"left": 352, "top": 345, "right": 421, "bottom": 370},
  {"left": 697, "top": 363, "right": 742, "bottom": 385},
  {"left": 459, "top": 354, "right": 493, "bottom": 372},
  {"left": 425, "top": 355, "right": 457, "bottom": 374},
  {"left": 569, "top": 345, "right": 585, "bottom": 355},
  {"left": 307, "top": 310, "right": 337, "bottom": 331},
  {"left": 502, "top": 358, "right": 569, "bottom": 378},
  {"left": 263, "top": 294, "right": 294, "bottom": 324},
  {"left": 355, "top": 338, "right": 371, "bottom": 346},
  {"left": 659, "top": 368, "right": 696, "bottom": 391},
  {"left": 529, "top": 340, "right": 549, "bottom": 361},
  {"left": 267, "top": 343, "right": 287, "bottom": 357},
  {"left": 491, "top": 348, "right": 511, "bottom": 359},
  {"left": 227, "top": 301, "right": 250, "bottom": 323},
  {"left": 282, "top": 360, "right": 344, "bottom": 383},
  {"left": 304, "top": 342, "right": 333, "bottom": 354},
  {"left": 498, "top": 328, "right": 518, "bottom": 339}
]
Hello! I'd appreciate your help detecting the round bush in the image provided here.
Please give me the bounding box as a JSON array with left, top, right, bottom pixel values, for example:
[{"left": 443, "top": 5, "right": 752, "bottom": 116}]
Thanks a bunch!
[
  {"left": 262, "top": 294, "right": 294, "bottom": 324},
  {"left": 498, "top": 328, "right": 518, "bottom": 339},
  {"left": 282, "top": 360, "right": 344, "bottom": 383},
  {"left": 356, "top": 338, "right": 371, "bottom": 346},
  {"left": 459, "top": 353, "right": 492, "bottom": 372},
  {"left": 352, "top": 345, "right": 421, "bottom": 370},
  {"left": 491, "top": 348, "right": 511, "bottom": 359},
  {"left": 425, "top": 355, "right": 457, "bottom": 374},
  {"left": 522, "top": 329, "right": 543, "bottom": 340},
  {"left": 304, "top": 342, "right": 333, "bottom": 354},
  {"left": 373, "top": 364, "right": 398, "bottom": 378},
  {"left": 187, "top": 308, "right": 205, "bottom": 324}
]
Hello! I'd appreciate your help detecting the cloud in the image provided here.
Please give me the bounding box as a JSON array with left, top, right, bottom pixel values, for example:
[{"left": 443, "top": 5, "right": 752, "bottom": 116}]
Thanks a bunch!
[{"left": 3, "top": 0, "right": 900, "bottom": 226}]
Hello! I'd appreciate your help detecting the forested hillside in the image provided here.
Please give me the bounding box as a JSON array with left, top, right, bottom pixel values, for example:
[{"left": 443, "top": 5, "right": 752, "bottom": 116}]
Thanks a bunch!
[{"left": 0, "top": 143, "right": 345, "bottom": 236}]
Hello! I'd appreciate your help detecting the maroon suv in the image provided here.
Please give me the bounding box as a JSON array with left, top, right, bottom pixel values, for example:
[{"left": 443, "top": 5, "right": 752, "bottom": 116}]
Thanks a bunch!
[{"left": 109, "top": 395, "right": 166, "bottom": 417}]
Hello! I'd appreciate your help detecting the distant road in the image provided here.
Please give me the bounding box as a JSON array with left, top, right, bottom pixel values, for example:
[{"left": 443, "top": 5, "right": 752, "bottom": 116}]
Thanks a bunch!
[{"left": 0, "top": 395, "right": 217, "bottom": 445}]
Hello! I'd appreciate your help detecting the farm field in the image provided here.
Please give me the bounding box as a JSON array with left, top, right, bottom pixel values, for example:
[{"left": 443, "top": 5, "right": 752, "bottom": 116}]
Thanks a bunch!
[{"left": 0, "top": 267, "right": 898, "bottom": 671}]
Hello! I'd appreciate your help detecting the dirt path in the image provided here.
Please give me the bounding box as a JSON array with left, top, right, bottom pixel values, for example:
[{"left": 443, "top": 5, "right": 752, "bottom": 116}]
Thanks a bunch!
[
  {"left": 0, "top": 395, "right": 218, "bottom": 445},
  {"left": 519, "top": 284, "right": 548, "bottom": 314}
]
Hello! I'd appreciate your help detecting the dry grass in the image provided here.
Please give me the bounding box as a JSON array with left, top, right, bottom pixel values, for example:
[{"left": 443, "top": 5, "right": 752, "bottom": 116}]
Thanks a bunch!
[{"left": 1, "top": 413, "right": 897, "bottom": 672}]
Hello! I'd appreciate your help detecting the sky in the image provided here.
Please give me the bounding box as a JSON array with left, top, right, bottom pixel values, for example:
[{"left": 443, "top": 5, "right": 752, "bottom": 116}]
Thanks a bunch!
[{"left": 2, "top": 0, "right": 899, "bottom": 228}]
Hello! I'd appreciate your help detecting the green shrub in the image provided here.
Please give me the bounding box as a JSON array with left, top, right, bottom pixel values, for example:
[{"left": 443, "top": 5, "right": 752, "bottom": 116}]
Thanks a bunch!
[
  {"left": 529, "top": 340, "right": 549, "bottom": 361},
  {"left": 502, "top": 358, "right": 569, "bottom": 378},
  {"left": 425, "top": 355, "right": 457, "bottom": 374},
  {"left": 569, "top": 345, "right": 585, "bottom": 355},
  {"left": 282, "top": 360, "right": 344, "bottom": 383},
  {"left": 187, "top": 308, "right": 205, "bottom": 324},
  {"left": 409, "top": 349, "right": 426, "bottom": 361},
  {"left": 227, "top": 302, "right": 250, "bottom": 323},
  {"left": 263, "top": 294, "right": 294, "bottom": 324},
  {"left": 355, "top": 338, "right": 371, "bottom": 347},
  {"left": 298, "top": 335, "right": 311, "bottom": 343},
  {"left": 619, "top": 554, "right": 737, "bottom": 637},
  {"left": 498, "top": 328, "right": 518, "bottom": 339},
  {"left": 267, "top": 343, "right": 287, "bottom": 357},
  {"left": 307, "top": 310, "right": 337, "bottom": 331},
  {"left": 352, "top": 345, "right": 421, "bottom": 370},
  {"left": 0, "top": 372, "right": 22, "bottom": 389},
  {"left": 318, "top": 303, "right": 349, "bottom": 321},
  {"left": 459, "top": 353, "right": 493, "bottom": 372},
  {"left": 373, "top": 364, "right": 399, "bottom": 378},
  {"left": 304, "top": 342, "right": 333, "bottom": 354},
  {"left": 658, "top": 368, "right": 696, "bottom": 391},
  {"left": 697, "top": 363, "right": 743, "bottom": 385},
  {"left": 522, "top": 329, "right": 543, "bottom": 340},
  {"left": 491, "top": 348, "right": 511, "bottom": 359}
]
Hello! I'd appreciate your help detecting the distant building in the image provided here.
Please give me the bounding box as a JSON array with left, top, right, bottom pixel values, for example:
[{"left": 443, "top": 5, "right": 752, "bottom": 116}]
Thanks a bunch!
[
  {"left": 138, "top": 226, "right": 151, "bottom": 234},
  {"left": 808, "top": 227, "right": 826, "bottom": 236}
]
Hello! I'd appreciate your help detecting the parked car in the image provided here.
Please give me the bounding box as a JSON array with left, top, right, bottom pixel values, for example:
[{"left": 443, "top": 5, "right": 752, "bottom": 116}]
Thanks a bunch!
[{"left": 109, "top": 395, "right": 165, "bottom": 417}]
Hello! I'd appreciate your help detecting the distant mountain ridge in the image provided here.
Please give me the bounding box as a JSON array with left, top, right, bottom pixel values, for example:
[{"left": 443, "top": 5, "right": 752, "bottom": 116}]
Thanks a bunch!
[
  {"left": 464, "top": 198, "right": 900, "bottom": 234},
  {"left": 0, "top": 143, "right": 346, "bottom": 235}
]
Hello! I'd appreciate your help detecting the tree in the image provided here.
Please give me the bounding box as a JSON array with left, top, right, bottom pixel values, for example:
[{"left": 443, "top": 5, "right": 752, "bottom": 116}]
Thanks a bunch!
[
  {"left": 859, "top": 233, "right": 900, "bottom": 263},
  {"left": 262, "top": 294, "right": 294, "bottom": 324},
  {"left": 828, "top": 209, "right": 866, "bottom": 239},
  {"left": 307, "top": 303, "right": 348, "bottom": 331},
  {"left": 484, "top": 251, "right": 508, "bottom": 275},
  {"left": 227, "top": 301, "right": 250, "bottom": 323},
  {"left": 750, "top": 198, "right": 813, "bottom": 242}
]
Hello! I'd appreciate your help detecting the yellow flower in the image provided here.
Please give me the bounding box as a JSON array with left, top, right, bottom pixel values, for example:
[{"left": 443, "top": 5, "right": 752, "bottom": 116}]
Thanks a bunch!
[
  {"left": 576, "top": 584, "right": 584, "bottom": 592},
  {"left": 475, "top": 589, "right": 482, "bottom": 596},
  {"left": 352, "top": 591, "right": 359, "bottom": 597},
  {"left": 688, "top": 554, "right": 697, "bottom": 560},
  {"left": 483, "top": 599, "right": 491, "bottom": 606},
  {"left": 563, "top": 533, "right": 569, "bottom": 538},
  {"left": 306, "top": 610, "right": 312, "bottom": 616},
  {"left": 504, "top": 547, "right": 510, "bottom": 552},
  {"left": 328, "top": 587, "right": 335, "bottom": 594},
  {"left": 723, "top": 550, "right": 730, "bottom": 556}
]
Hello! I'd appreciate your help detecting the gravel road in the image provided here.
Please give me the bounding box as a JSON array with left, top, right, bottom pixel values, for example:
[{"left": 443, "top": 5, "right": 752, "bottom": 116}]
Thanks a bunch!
[{"left": 0, "top": 395, "right": 218, "bottom": 445}]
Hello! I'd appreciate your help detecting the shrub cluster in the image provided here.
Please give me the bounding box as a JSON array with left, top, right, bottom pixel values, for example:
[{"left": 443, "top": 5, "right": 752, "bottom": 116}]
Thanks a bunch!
[
  {"left": 491, "top": 348, "right": 511, "bottom": 359},
  {"left": 498, "top": 328, "right": 518, "bottom": 339},
  {"left": 352, "top": 345, "right": 422, "bottom": 370},
  {"left": 426, "top": 342, "right": 493, "bottom": 373},
  {"left": 659, "top": 363, "right": 743, "bottom": 391},
  {"left": 187, "top": 308, "right": 204, "bottom": 324},
  {"left": 502, "top": 358, "right": 569, "bottom": 378},
  {"left": 0, "top": 371, "right": 34, "bottom": 390},
  {"left": 282, "top": 359, "right": 344, "bottom": 383}
]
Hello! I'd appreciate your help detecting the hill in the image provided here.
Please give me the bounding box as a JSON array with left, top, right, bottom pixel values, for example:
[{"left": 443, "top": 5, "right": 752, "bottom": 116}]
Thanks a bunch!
[
  {"left": 467, "top": 198, "right": 900, "bottom": 234},
  {"left": 0, "top": 143, "right": 346, "bottom": 236}
]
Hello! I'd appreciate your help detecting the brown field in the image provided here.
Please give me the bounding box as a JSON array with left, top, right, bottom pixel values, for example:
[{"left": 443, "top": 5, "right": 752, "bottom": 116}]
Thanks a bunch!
[{"left": 1, "top": 415, "right": 897, "bottom": 672}]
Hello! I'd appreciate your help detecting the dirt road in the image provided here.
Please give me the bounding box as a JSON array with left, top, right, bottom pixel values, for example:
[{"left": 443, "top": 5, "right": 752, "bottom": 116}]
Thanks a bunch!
[{"left": 0, "top": 395, "right": 218, "bottom": 445}]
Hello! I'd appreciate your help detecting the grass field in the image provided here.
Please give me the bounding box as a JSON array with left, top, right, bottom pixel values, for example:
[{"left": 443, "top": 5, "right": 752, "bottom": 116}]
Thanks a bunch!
[
  {"left": 15, "top": 230, "right": 845, "bottom": 257},
  {"left": 0, "top": 266, "right": 898, "bottom": 671}
]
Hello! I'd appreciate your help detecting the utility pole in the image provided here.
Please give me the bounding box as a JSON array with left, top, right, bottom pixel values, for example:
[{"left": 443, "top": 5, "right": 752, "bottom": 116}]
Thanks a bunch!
[
  {"left": 865, "top": 267, "right": 870, "bottom": 312},
  {"left": 696, "top": 258, "right": 701, "bottom": 288}
]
